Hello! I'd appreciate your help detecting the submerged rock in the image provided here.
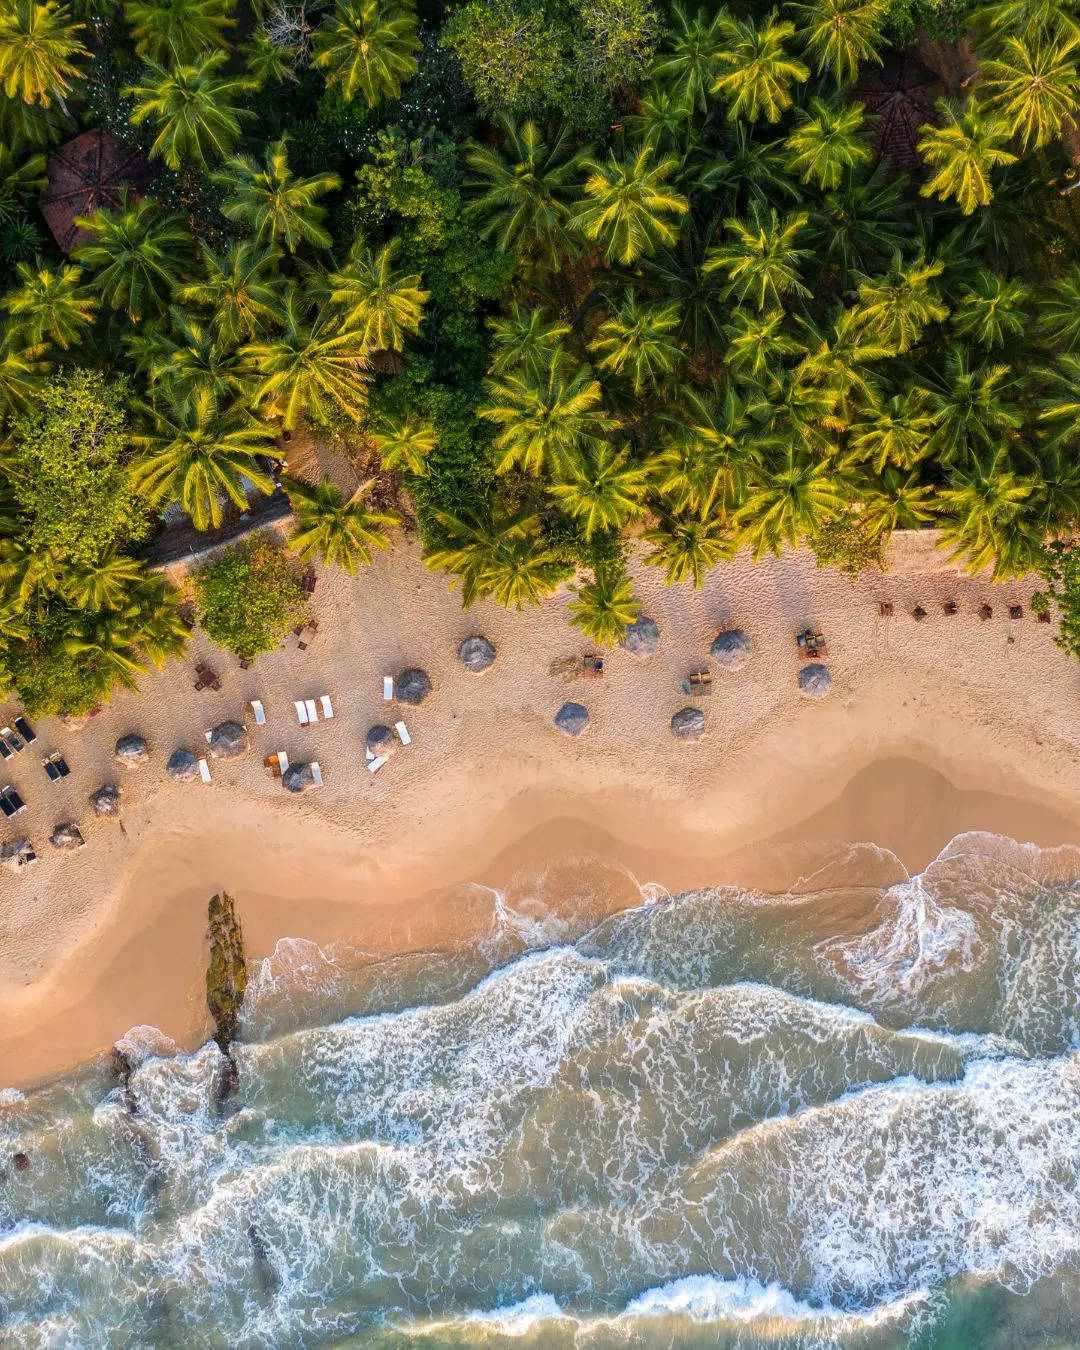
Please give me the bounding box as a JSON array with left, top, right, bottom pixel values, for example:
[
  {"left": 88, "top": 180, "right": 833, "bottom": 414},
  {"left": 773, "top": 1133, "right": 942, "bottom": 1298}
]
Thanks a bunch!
[
  {"left": 711, "top": 629, "right": 751, "bottom": 670},
  {"left": 671, "top": 707, "right": 705, "bottom": 740},
  {"left": 459, "top": 635, "right": 496, "bottom": 673},
  {"left": 798, "top": 663, "right": 832, "bottom": 699},
  {"left": 166, "top": 749, "right": 199, "bottom": 782},
  {"left": 282, "top": 762, "right": 317, "bottom": 793},
  {"left": 554, "top": 702, "right": 589, "bottom": 737},
  {"left": 622, "top": 615, "right": 660, "bottom": 656},
  {"left": 395, "top": 668, "right": 431, "bottom": 705},
  {"left": 209, "top": 721, "right": 248, "bottom": 760},
  {"left": 49, "top": 822, "right": 83, "bottom": 851},
  {"left": 114, "top": 734, "right": 149, "bottom": 767},
  {"left": 205, "top": 892, "right": 246, "bottom": 1064},
  {"left": 365, "top": 725, "right": 398, "bottom": 760},
  {"left": 89, "top": 784, "right": 121, "bottom": 816}
]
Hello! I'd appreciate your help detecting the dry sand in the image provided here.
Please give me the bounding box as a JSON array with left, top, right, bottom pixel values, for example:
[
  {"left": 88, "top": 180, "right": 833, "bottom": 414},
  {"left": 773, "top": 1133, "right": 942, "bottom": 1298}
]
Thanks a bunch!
[{"left": 1, "top": 532, "right": 1079, "bottom": 1088}]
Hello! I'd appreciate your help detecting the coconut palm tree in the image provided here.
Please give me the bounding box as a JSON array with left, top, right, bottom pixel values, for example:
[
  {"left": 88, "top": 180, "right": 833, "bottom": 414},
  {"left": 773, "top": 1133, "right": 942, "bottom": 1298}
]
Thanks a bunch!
[
  {"left": 922, "top": 347, "right": 1023, "bottom": 462},
  {"left": 568, "top": 565, "right": 641, "bottom": 645},
  {"left": 698, "top": 119, "right": 799, "bottom": 219},
  {"left": 145, "top": 308, "right": 251, "bottom": 401},
  {"left": 623, "top": 84, "right": 697, "bottom": 158},
  {"left": 651, "top": 4, "right": 728, "bottom": 112},
  {"left": 588, "top": 292, "right": 683, "bottom": 394},
  {"left": 784, "top": 98, "right": 871, "bottom": 189},
  {"left": 64, "top": 609, "right": 150, "bottom": 692},
  {"left": 734, "top": 448, "right": 848, "bottom": 558},
  {"left": 848, "top": 388, "right": 934, "bottom": 471},
  {"left": 858, "top": 468, "right": 937, "bottom": 538},
  {"left": 951, "top": 270, "right": 1030, "bottom": 348},
  {"left": 654, "top": 385, "right": 760, "bottom": 516},
  {"left": 572, "top": 146, "right": 688, "bottom": 265},
  {"left": 645, "top": 245, "right": 727, "bottom": 353},
  {"left": 1035, "top": 263, "right": 1080, "bottom": 352},
  {"left": 177, "top": 240, "right": 285, "bottom": 346},
  {"left": 130, "top": 574, "right": 191, "bottom": 667},
  {"left": 723, "top": 306, "right": 804, "bottom": 380},
  {"left": 0, "top": 144, "right": 46, "bottom": 205},
  {"left": 325, "top": 240, "right": 428, "bottom": 350},
  {"left": 712, "top": 12, "right": 808, "bottom": 124},
  {"left": 480, "top": 363, "right": 612, "bottom": 476},
  {"left": 1035, "top": 353, "right": 1080, "bottom": 449},
  {"left": 131, "top": 388, "right": 280, "bottom": 530},
  {"left": 643, "top": 510, "right": 733, "bottom": 585},
  {"left": 123, "top": 0, "right": 233, "bottom": 64},
  {"left": 424, "top": 509, "right": 563, "bottom": 609},
  {"left": 806, "top": 162, "right": 911, "bottom": 280},
  {"left": 0, "top": 0, "right": 85, "bottom": 111},
  {"left": 217, "top": 139, "right": 341, "bottom": 253},
  {"left": 240, "top": 293, "right": 371, "bottom": 428},
  {"left": 371, "top": 411, "right": 437, "bottom": 474},
  {"left": 705, "top": 207, "right": 811, "bottom": 310},
  {"left": 917, "top": 99, "right": 1017, "bottom": 215},
  {"left": 2, "top": 261, "right": 96, "bottom": 349},
  {"left": 466, "top": 118, "right": 587, "bottom": 272},
  {"left": 312, "top": 0, "right": 419, "bottom": 106},
  {"left": 982, "top": 35, "right": 1080, "bottom": 151},
  {"left": 790, "top": 0, "right": 885, "bottom": 86},
  {"left": 795, "top": 306, "right": 890, "bottom": 418},
  {"left": 936, "top": 449, "right": 1041, "bottom": 577},
  {"left": 852, "top": 254, "right": 949, "bottom": 354},
  {"left": 0, "top": 324, "right": 47, "bottom": 421},
  {"left": 487, "top": 305, "right": 572, "bottom": 378},
  {"left": 549, "top": 442, "right": 648, "bottom": 537},
  {"left": 60, "top": 549, "right": 144, "bottom": 610},
  {"left": 126, "top": 53, "right": 253, "bottom": 171},
  {"left": 74, "top": 190, "right": 193, "bottom": 320},
  {"left": 971, "top": 0, "right": 1079, "bottom": 51},
  {"left": 283, "top": 475, "right": 399, "bottom": 572}
]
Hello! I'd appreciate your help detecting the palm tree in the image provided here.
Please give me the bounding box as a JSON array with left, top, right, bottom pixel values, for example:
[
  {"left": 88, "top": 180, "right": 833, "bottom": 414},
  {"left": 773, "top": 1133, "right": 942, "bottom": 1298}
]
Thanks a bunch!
[
  {"left": 131, "top": 388, "right": 279, "bottom": 531},
  {"left": 650, "top": 4, "right": 727, "bottom": 112},
  {"left": 982, "top": 35, "right": 1080, "bottom": 151},
  {"left": 177, "top": 239, "right": 285, "bottom": 346},
  {"left": 568, "top": 565, "right": 641, "bottom": 645},
  {"left": 712, "top": 12, "right": 808, "bottom": 123},
  {"left": 923, "top": 347, "right": 1023, "bottom": 462},
  {"left": 240, "top": 293, "right": 371, "bottom": 428},
  {"left": 0, "top": 0, "right": 85, "bottom": 111},
  {"left": 848, "top": 388, "right": 934, "bottom": 471},
  {"left": 857, "top": 468, "right": 937, "bottom": 538},
  {"left": 698, "top": 119, "right": 799, "bottom": 218},
  {"left": 325, "top": 240, "right": 428, "bottom": 350},
  {"left": 951, "top": 270, "right": 1030, "bottom": 348},
  {"left": 126, "top": 53, "right": 253, "bottom": 171},
  {"left": 643, "top": 510, "right": 733, "bottom": 585},
  {"left": 313, "top": 0, "right": 420, "bottom": 106},
  {"left": 123, "top": 0, "right": 233, "bottom": 65},
  {"left": 588, "top": 292, "right": 683, "bottom": 394},
  {"left": 74, "top": 190, "right": 193, "bottom": 320},
  {"left": 145, "top": 307, "right": 250, "bottom": 401},
  {"left": 217, "top": 139, "right": 341, "bottom": 252},
  {"left": 971, "top": 0, "right": 1079, "bottom": 51},
  {"left": 371, "top": 411, "right": 437, "bottom": 474},
  {"left": 2, "top": 261, "right": 96, "bottom": 348},
  {"left": 549, "top": 442, "right": 648, "bottom": 537},
  {"left": 572, "top": 146, "right": 688, "bottom": 265},
  {"left": 806, "top": 162, "right": 911, "bottom": 280},
  {"left": 424, "top": 509, "right": 563, "bottom": 610},
  {"left": 852, "top": 254, "right": 949, "bottom": 353},
  {"left": 60, "top": 549, "right": 144, "bottom": 610},
  {"left": 284, "top": 475, "right": 399, "bottom": 572},
  {"left": 784, "top": 98, "right": 871, "bottom": 189},
  {"left": 654, "top": 385, "right": 759, "bottom": 517},
  {"left": 479, "top": 363, "right": 612, "bottom": 476},
  {"left": 624, "top": 84, "right": 696, "bottom": 158},
  {"left": 1035, "top": 353, "right": 1080, "bottom": 449},
  {"left": 64, "top": 608, "right": 149, "bottom": 692},
  {"left": 487, "top": 305, "right": 571, "bottom": 378},
  {"left": 130, "top": 574, "right": 191, "bottom": 668},
  {"left": 466, "top": 119, "right": 586, "bottom": 272},
  {"left": 795, "top": 307, "right": 890, "bottom": 417},
  {"left": 734, "top": 449, "right": 848, "bottom": 558},
  {"left": 936, "top": 449, "right": 1041, "bottom": 578},
  {"left": 790, "top": 0, "right": 885, "bottom": 86},
  {"left": 723, "top": 306, "right": 803, "bottom": 380},
  {"left": 1036, "top": 263, "right": 1080, "bottom": 352},
  {"left": 705, "top": 208, "right": 811, "bottom": 310},
  {"left": 917, "top": 99, "right": 1017, "bottom": 215},
  {"left": 0, "top": 324, "right": 47, "bottom": 421}
]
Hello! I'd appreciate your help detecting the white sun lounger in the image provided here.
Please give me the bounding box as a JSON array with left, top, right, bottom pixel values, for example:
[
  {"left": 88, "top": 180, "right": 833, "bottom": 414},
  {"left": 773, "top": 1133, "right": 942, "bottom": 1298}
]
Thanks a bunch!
[
  {"left": 304, "top": 698, "right": 318, "bottom": 724},
  {"left": 295, "top": 700, "right": 309, "bottom": 725},
  {"left": 367, "top": 755, "right": 388, "bottom": 774},
  {"left": 204, "top": 730, "right": 212, "bottom": 742},
  {"left": 251, "top": 699, "right": 266, "bottom": 725},
  {"left": 311, "top": 762, "right": 323, "bottom": 787},
  {"left": 198, "top": 758, "right": 212, "bottom": 783},
  {"left": 395, "top": 720, "right": 411, "bottom": 745},
  {"left": 320, "top": 695, "right": 334, "bottom": 719},
  {"left": 276, "top": 750, "right": 289, "bottom": 773},
  {"left": 382, "top": 676, "right": 393, "bottom": 700}
]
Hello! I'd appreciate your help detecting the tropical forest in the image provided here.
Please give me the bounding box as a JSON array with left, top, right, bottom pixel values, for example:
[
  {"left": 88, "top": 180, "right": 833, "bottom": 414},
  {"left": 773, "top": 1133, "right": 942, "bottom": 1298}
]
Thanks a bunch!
[{"left": 0, "top": 0, "right": 1079, "bottom": 716}]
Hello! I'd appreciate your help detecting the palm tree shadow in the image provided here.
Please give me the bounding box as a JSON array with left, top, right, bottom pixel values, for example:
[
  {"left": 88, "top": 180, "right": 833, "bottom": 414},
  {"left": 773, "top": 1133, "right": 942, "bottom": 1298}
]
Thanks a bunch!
[{"left": 763, "top": 551, "right": 813, "bottom": 629}]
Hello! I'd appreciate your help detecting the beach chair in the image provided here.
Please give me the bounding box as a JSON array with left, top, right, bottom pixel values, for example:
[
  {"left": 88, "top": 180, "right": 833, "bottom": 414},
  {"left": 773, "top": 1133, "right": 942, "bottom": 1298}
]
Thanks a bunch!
[
  {"left": 300, "top": 567, "right": 317, "bottom": 596},
  {"left": 304, "top": 698, "right": 318, "bottom": 724},
  {"left": 1038, "top": 609, "right": 1052, "bottom": 624},
  {"left": 238, "top": 657, "right": 252, "bottom": 671},
  {"left": 367, "top": 755, "right": 388, "bottom": 774},
  {"left": 979, "top": 604, "right": 993, "bottom": 621},
  {"left": 1, "top": 727, "right": 24, "bottom": 753},
  {"left": 685, "top": 671, "right": 713, "bottom": 697},
  {"left": 1009, "top": 605, "right": 1023, "bottom": 620},
  {"left": 56, "top": 756, "right": 70, "bottom": 777},
  {"left": 878, "top": 601, "right": 893, "bottom": 617},
  {"left": 0, "top": 738, "right": 12, "bottom": 761},
  {"left": 43, "top": 755, "right": 61, "bottom": 782},
  {"left": 581, "top": 653, "right": 604, "bottom": 678},
  {"left": 0, "top": 792, "right": 14, "bottom": 818},
  {"left": 912, "top": 606, "right": 927, "bottom": 621},
  {"left": 3, "top": 786, "right": 25, "bottom": 813},
  {"left": 310, "top": 762, "right": 323, "bottom": 787},
  {"left": 13, "top": 717, "right": 35, "bottom": 744},
  {"left": 395, "top": 720, "right": 411, "bottom": 745},
  {"left": 277, "top": 750, "right": 288, "bottom": 774},
  {"left": 943, "top": 601, "right": 958, "bottom": 616},
  {"left": 251, "top": 699, "right": 266, "bottom": 726},
  {"left": 383, "top": 675, "right": 394, "bottom": 700},
  {"left": 198, "top": 758, "right": 212, "bottom": 783},
  {"left": 319, "top": 695, "right": 334, "bottom": 720},
  {"left": 194, "top": 664, "right": 221, "bottom": 692},
  {"left": 295, "top": 700, "right": 310, "bottom": 726}
]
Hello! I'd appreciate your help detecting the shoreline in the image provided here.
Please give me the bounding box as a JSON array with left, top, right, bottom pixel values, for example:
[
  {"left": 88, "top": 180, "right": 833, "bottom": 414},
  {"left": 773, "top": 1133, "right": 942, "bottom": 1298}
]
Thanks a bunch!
[{"left": 3, "top": 539, "right": 1080, "bottom": 1089}]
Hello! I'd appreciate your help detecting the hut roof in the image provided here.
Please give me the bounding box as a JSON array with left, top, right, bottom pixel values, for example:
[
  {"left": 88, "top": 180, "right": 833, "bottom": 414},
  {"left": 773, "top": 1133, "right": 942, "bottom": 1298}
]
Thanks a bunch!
[
  {"left": 854, "top": 54, "right": 940, "bottom": 172},
  {"left": 39, "top": 129, "right": 153, "bottom": 252}
]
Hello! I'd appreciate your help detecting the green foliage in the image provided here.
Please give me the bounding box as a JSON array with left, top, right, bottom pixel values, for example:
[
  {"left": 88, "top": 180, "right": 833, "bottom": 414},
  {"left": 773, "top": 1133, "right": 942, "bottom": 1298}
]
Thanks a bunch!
[
  {"left": 810, "top": 511, "right": 886, "bottom": 575},
  {"left": 1032, "top": 541, "right": 1080, "bottom": 660},
  {"left": 193, "top": 536, "right": 308, "bottom": 662}
]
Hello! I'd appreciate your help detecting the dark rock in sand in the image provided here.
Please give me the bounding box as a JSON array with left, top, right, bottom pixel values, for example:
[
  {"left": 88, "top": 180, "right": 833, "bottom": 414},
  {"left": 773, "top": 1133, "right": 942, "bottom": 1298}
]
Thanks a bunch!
[
  {"left": 209, "top": 721, "right": 248, "bottom": 760},
  {"left": 89, "top": 784, "right": 121, "bottom": 816},
  {"left": 12, "top": 1152, "right": 28, "bottom": 1172},
  {"left": 282, "top": 762, "right": 317, "bottom": 793},
  {"left": 671, "top": 707, "right": 705, "bottom": 740},
  {"left": 622, "top": 615, "right": 660, "bottom": 656},
  {"left": 50, "top": 822, "right": 83, "bottom": 850},
  {"left": 206, "top": 892, "right": 245, "bottom": 1068},
  {"left": 798, "top": 663, "right": 832, "bottom": 699},
  {"left": 554, "top": 702, "right": 589, "bottom": 737},
  {"left": 166, "top": 749, "right": 199, "bottom": 782},
  {"left": 711, "top": 629, "right": 751, "bottom": 670},
  {"left": 366, "top": 725, "right": 398, "bottom": 760},
  {"left": 2, "top": 840, "right": 35, "bottom": 873},
  {"left": 114, "top": 733, "right": 149, "bottom": 767},
  {"left": 459, "top": 635, "right": 496, "bottom": 673},
  {"left": 395, "top": 668, "right": 431, "bottom": 705}
]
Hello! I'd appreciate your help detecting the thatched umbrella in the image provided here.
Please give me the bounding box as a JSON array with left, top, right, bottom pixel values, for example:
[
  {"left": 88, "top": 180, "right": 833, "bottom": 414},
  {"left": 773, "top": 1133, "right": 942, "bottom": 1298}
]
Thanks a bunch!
[
  {"left": 395, "top": 668, "right": 431, "bottom": 705},
  {"left": 39, "top": 129, "right": 152, "bottom": 252},
  {"left": 798, "top": 664, "right": 832, "bottom": 698},
  {"left": 853, "top": 54, "right": 939, "bottom": 171},
  {"left": 166, "top": 749, "right": 199, "bottom": 782},
  {"left": 366, "top": 725, "right": 398, "bottom": 760},
  {"left": 209, "top": 721, "right": 248, "bottom": 760},
  {"left": 671, "top": 707, "right": 705, "bottom": 739},
  {"left": 50, "top": 822, "right": 84, "bottom": 850},
  {"left": 622, "top": 616, "right": 660, "bottom": 656},
  {"left": 2, "top": 840, "right": 35, "bottom": 873},
  {"left": 89, "top": 784, "right": 122, "bottom": 816},
  {"left": 459, "top": 636, "right": 496, "bottom": 673},
  {"left": 711, "top": 629, "right": 750, "bottom": 670},
  {"left": 115, "top": 734, "right": 149, "bottom": 767},
  {"left": 554, "top": 702, "right": 589, "bottom": 737}
]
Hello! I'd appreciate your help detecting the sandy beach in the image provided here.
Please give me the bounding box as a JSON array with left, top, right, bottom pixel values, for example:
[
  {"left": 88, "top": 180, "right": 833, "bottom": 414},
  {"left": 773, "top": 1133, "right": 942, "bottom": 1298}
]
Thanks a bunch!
[{"left": 1, "top": 531, "right": 1079, "bottom": 1088}]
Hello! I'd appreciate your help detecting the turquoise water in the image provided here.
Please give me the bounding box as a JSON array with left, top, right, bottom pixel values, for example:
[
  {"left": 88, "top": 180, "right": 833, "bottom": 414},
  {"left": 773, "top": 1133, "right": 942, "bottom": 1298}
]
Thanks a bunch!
[{"left": 3, "top": 832, "right": 1080, "bottom": 1347}]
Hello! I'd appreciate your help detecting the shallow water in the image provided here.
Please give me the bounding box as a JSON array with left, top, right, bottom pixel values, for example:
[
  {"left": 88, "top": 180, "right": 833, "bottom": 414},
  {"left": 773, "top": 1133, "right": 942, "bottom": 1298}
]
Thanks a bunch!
[{"left": 3, "top": 831, "right": 1080, "bottom": 1348}]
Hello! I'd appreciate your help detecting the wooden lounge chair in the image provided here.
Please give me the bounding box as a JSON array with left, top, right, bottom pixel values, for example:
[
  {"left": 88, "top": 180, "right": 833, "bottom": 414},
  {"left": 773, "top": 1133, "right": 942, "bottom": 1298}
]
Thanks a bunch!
[
  {"left": 395, "top": 720, "right": 411, "bottom": 745},
  {"left": 251, "top": 699, "right": 266, "bottom": 726},
  {"left": 295, "top": 700, "right": 310, "bottom": 726},
  {"left": 265, "top": 753, "right": 282, "bottom": 778},
  {"left": 1009, "top": 605, "right": 1023, "bottom": 620},
  {"left": 879, "top": 602, "right": 893, "bottom": 617},
  {"left": 979, "top": 604, "right": 993, "bottom": 621},
  {"left": 0, "top": 793, "right": 13, "bottom": 818},
  {"left": 43, "top": 756, "right": 61, "bottom": 782},
  {"left": 912, "top": 606, "right": 927, "bottom": 621},
  {"left": 686, "top": 671, "right": 713, "bottom": 696},
  {"left": 300, "top": 568, "right": 317, "bottom": 596},
  {"left": 198, "top": 758, "right": 212, "bottom": 783},
  {"left": 0, "top": 738, "right": 11, "bottom": 761},
  {"left": 943, "top": 601, "right": 958, "bottom": 616},
  {"left": 319, "top": 695, "right": 334, "bottom": 719}
]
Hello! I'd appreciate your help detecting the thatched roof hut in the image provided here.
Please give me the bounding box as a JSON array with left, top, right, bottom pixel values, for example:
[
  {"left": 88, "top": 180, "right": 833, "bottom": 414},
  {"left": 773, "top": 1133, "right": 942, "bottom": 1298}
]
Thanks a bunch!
[
  {"left": 39, "top": 129, "right": 152, "bottom": 252},
  {"left": 853, "top": 54, "right": 939, "bottom": 172}
]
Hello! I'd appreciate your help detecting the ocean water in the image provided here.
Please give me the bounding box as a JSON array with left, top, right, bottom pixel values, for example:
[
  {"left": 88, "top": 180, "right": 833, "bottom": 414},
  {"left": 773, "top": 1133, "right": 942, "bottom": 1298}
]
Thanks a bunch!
[{"left": 3, "top": 832, "right": 1080, "bottom": 1347}]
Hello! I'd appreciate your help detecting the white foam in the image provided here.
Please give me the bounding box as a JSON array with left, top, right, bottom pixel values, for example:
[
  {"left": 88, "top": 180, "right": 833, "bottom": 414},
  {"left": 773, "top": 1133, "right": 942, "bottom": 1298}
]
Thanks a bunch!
[{"left": 622, "top": 1273, "right": 926, "bottom": 1326}]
